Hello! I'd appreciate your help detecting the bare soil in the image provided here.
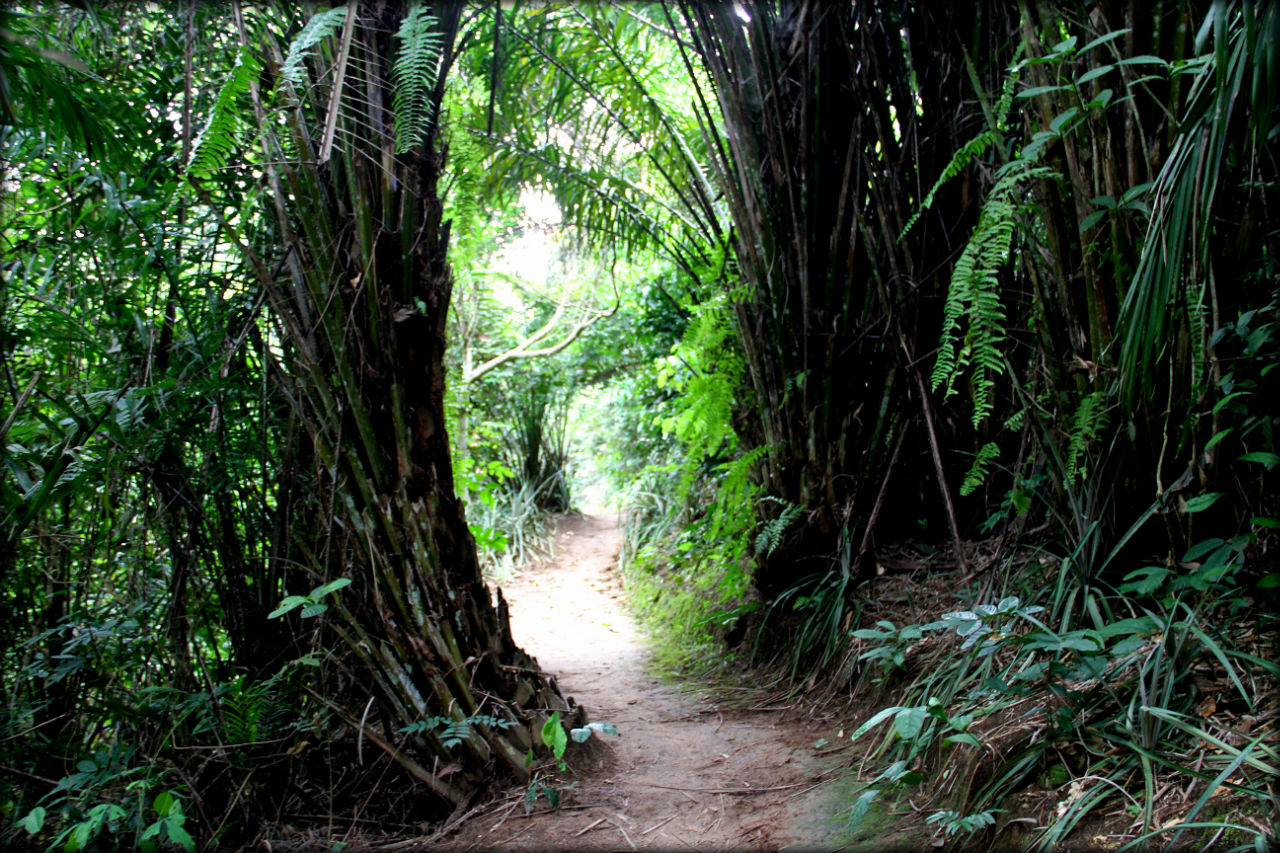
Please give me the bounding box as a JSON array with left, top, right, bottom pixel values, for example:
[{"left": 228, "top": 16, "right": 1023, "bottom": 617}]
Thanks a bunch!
[{"left": 438, "top": 511, "right": 850, "bottom": 851}]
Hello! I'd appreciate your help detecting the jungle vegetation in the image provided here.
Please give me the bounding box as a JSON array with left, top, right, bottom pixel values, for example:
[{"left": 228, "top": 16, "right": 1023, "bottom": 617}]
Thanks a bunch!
[{"left": 0, "top": 0, "right": 1276, "bottom": 850}]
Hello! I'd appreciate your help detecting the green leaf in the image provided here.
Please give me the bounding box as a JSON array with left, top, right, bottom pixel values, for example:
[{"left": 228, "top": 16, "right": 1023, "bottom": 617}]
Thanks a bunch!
[
  {"left": 153, "top": 791, "right": 175, "bottom": 818},
  {"left": 1258, "top": 573, "right": 1280, "bottom": 589},
  {"left": 1078, "top": 210, "right": 1107, "bottom": 233},
  {"left": 1050, "top": 107, "right": 1080, "bottom": 133},
  {"left": 1205, "top": 427, "right": 1233, "bottom": 450},
  {"left": 268, "top": 595, "right": 307, "bottom": 619},
  {"left": 166, "top": 822, "right": 196, "bottom": 853},
  {"left": 1251, "top": 516, "right": 1280, "bottom": 529},
  {"left": 944, "top": 732, "right": 981, "bottom": 747},
  {"left": 849, "top": 706, "right": 903, "bottom": 741},
  {"left": 1052, "top": 36, "right": 1079, "bottom": 54},
  {"left": 1085, "top": 88, "right": 1114, "bottom": 109},
  {"left": 847, "top": 788, "right": 880, "bottom": 832},
  {"left": 1183, "top": 492, "right": 1225, "bottom": 513},
  {"left": 1016, "top": 85, "right": 1066, "bottom": 99},
  {"left": 309, "top": 577, "right": 352, "bottom": 599},
  {"left": 1183, "top": 537, "right": 1226, "bottom": 562},
  {"left": 19, "top": 806, "right": 45, "bottom": 834},
  {"left": 1118, "top": 55, "right": 1168, "bottom": 67},
  {"left": 300, "top": 602, "right": 329, "bottom": 619},
  {"left": 1078, "top": 64, "right": 1114, "bottom": 84},
  {"left": 541, "top": 712, "right": 567, "bottom": 761},
  {"left": 1239, "top": 451, "right": 1280, "bottom": 466},
  {"left": 1080, "top": 28, "right": 1131, "bottom": 53},
  {"left": 894, "top": 706, "right": 928, "bottom": 740}
]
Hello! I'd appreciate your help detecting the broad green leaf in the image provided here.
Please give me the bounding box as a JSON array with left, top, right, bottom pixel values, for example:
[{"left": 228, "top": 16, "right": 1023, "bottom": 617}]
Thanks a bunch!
[
  {"left": 310, "top": 577, "right": 352, "bottom": 599},
  {"left": 1077, "top": 64, "right": 1114, "bottom": 84},
  {"left": 1085, "top": 88, "right": 1114, "bottom": 109},
  {"left": 1205, "top": 427, "right": 1233, "bottom": 450},
  {"left": 1252, "top": 516, "right": 1280, "bottom": 528},
  {"left": 1078, "top": 209, "right": 1107, "bottom": 233},
  {"left": 545, "top": 785, "right": 561, "bottom": 809},
  {"left": 1239, "top": 451, "right": 1280, "bottom": 465},
  {"left": 268, "top": 595, "right": 307, "bottom": 619},
  {"left": 300, "top": 602, "right": 328, "bottom": 619},
  {"left": 894, "top": 706, "right": 928, "bottom": 740},
  {"left": 849, "top": 706, "right": 902, "bottom": 740},
  {"left": 943, "top": 732, "right": 981, "bottom": 747},
  {"left": 1259, "top": 573, "right": 1280, "bottom": 588},
  {"left": 19, "top": 806, "right": 45, "bottom": 834},
  {"left": 166, "top": 822, "right": 196, "bottom": 853},
  {"left": 1016, "top": 85, "right": 1067, "bottom": 99},
  {"left": 541, "top": 712, "right": 567, "bottom": 760},
  {"left": 847, "top": 788, "right": 880, "bottom": 832},
  {"left": 153, "top": 791, "right": 175, "bottom": 817},
  {"left": 1052, "top": 36, "right": 1078, "bottom": 53},
  {"left": 1118, "top": 55, "right": 1168, "bottom": 67},
  {"left": 1183, "top": 492, "right": 1225, "bottom": 513},
  {"left": 1183, "top": 537, "right": 1226, "bottom": 562},
  {"left": 1080, "top": 28, "right": 1131, "bottom": 53}
]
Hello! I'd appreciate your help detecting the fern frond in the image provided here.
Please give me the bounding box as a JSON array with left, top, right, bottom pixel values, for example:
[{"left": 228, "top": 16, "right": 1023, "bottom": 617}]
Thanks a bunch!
[
  {"left": 1065, "top": 390, "right": 1111, "bottom": 482},
  {"left": 754, "top": 499, "right": 801, "bottom": 556},
  {"left": 932, "top": 161, "right": 1058, "bottom": 427},
  {"left": 188, "top": 48, "right": 261, "bottom": 176},
  {"left": 960, "top": 442, "right": 1000, "bottom": 497},
  {"left": 392, "top": 4, "right": 442, "bottom": 154},
  {"left": 279, "top": 7, "right": 349, "bottom": 89},
  {"left": 901, "top": 130, "right": 994, "bottom": 239}
]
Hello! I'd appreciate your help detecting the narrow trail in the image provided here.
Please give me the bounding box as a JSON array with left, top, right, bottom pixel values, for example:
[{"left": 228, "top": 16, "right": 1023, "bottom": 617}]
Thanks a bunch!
[{"left": 442, "top": 512, "right": 848, "bottom": 851}]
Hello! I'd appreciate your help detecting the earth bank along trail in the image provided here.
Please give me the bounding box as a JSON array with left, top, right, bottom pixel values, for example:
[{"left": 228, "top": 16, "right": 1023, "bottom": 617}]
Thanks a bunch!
[{"left": 442, "top": 511, "right": 848, "bottom": 851}]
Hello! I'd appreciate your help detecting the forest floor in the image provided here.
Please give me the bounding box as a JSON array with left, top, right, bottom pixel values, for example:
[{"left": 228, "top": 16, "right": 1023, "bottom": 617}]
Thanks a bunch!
[{"left": 436, "top": 511, "right": 854, "bottom": 851}]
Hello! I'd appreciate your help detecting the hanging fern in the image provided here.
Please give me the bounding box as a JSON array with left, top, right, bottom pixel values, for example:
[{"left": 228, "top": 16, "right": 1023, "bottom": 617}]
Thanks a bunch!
[
  {"left": 900, "top": 130, "right": 994, "bottom": 238},
  {"left": 187, "top": 48, "right": 261, "bottom": 176},
  {"left": 901, "top": 62, "right": 1020, "bottom": 239},
  {"left": 1065, "top": 390, "right": 1111, "bottom": 482},
  {"left": 392, "top": 4, "right": 443, "bottom": 154},
  {"left": 931, "top": 159, "right": 1057, "bottom": 427},
  {"left": 279, "top": 6, "right": 349, "bottom": 89},
  {"left": 960, "top": 441, "right": 1001, "bottom": 497}
]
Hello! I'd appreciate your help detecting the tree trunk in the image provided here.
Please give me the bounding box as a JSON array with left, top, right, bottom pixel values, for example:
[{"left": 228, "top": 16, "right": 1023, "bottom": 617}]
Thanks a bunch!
[{"left": 224, "top": 0, "right": 574, "bottom": 812}]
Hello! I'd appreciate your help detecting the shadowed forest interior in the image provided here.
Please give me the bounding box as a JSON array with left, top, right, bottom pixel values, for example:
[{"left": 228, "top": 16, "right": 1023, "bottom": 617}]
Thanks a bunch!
[{"left": 1, "top": 1, "right": 1277, "bottom": 850}]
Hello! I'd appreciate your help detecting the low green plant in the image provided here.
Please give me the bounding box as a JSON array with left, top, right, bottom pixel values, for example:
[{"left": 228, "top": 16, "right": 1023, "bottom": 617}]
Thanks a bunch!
[
  {"left": 519, "top": 713, "right": 617, "bottom": 813},
  {"left": 15, "top": 745, "right": 192, "bottom": 852},
  {"left": 926, "top": 807, "right": 1001, "bottom": 838},
  {"left": 267, "top": 577, "right": 352, "bottom": 620}
]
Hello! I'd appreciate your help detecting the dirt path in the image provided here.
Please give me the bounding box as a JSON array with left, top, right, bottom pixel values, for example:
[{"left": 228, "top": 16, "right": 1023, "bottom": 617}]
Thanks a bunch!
[{"left": 442, "top": 512, "right": 848, "bottom": 851}]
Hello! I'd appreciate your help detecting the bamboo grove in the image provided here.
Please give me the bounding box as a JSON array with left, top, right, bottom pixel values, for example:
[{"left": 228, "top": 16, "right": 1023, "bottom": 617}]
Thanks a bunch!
[{"left": 1, "top": 1, "right": 1276, "bottom": 850}]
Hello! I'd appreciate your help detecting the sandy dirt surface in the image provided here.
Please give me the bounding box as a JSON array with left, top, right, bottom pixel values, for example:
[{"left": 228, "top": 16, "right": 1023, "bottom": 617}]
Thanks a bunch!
[{"left": 439, "top": 511, "right": 848, "bottom": 851}]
